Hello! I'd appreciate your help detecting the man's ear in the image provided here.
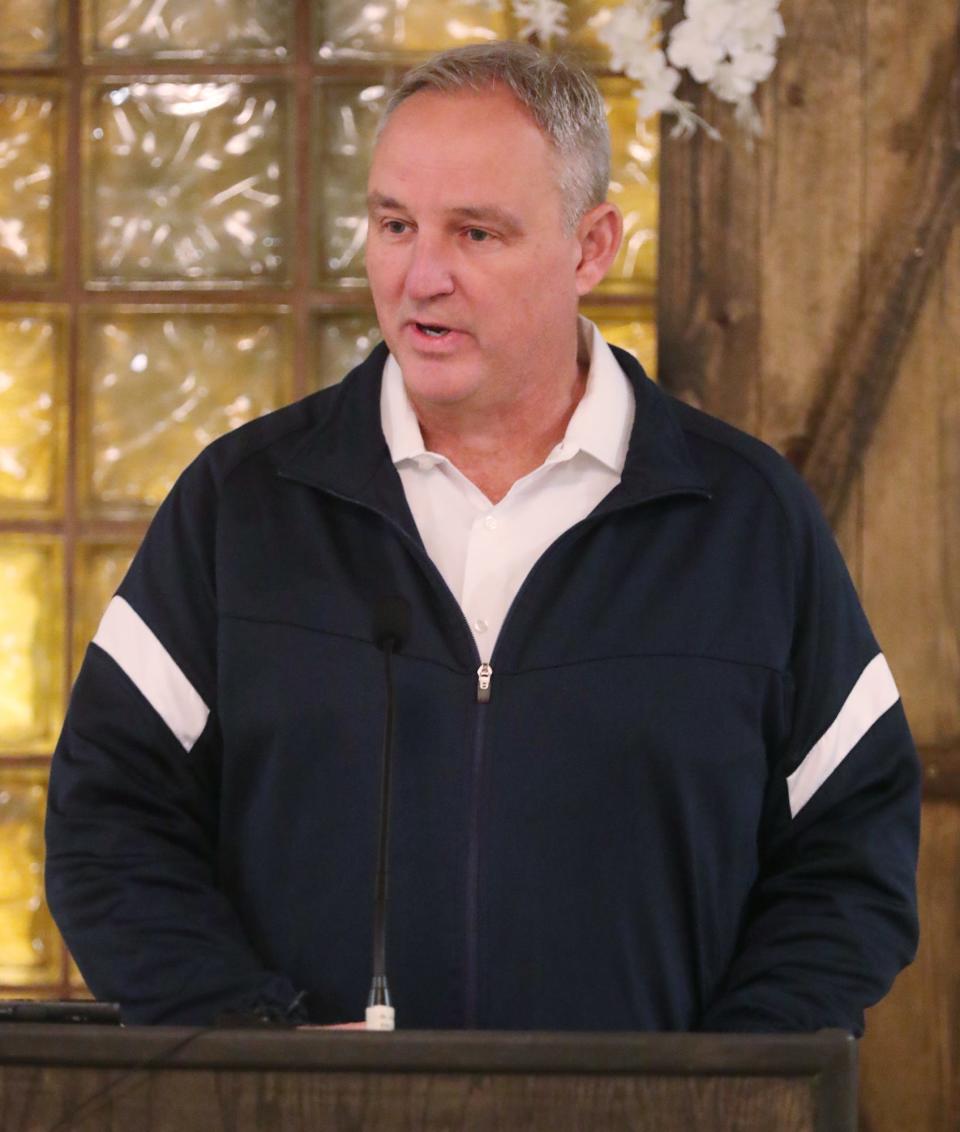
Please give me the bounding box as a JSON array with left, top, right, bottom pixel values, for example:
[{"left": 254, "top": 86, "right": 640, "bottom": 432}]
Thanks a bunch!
[{"left": 574, "top": 203, "right": 623, "bottom": 297}]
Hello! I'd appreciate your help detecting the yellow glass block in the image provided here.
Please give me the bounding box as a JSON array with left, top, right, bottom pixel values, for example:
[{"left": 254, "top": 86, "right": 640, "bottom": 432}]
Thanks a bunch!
[
  {"left": 565, "top": 0, "right": 619, "bottom": 58},
  {"left": 85, "top": 80, "right": 290, "bottom": 285},
  {"left": 0, "top": 540, "right": 64, "bottom": 753},
  {"left": 601, "top": 77, "right": 659, "bottom": 298},
  {"left": 0, "top": 770, "right": 60, "bottom": 985},
  {"left": 316, "top": 82, "right": 392, "bottom": 285},
  {"left": 85, "top": 0, "right": 291, "bottom": 59},
  {"left": 317, "top": 0, "right": 509, "bottom": 61},
  {"left": 0, "top": 0, "right": 61, "bottom": 65},
  {"left": 587, "top": 306, "right": 657, "bottom": 378},
  {"left": 82, "top": 309, "right": 291, "bottom": 512},
  {"left": 73, "top": 543, "right": 137, "bottom": 677},
  {"left": 312, "top": 312, "right": 382, "bottom": 391},
  {"left": 0, "top": 86, "right": 61, "bottom": 280},
  {"left": 0, "top": 310, "right": 65, "bottom": 515}
]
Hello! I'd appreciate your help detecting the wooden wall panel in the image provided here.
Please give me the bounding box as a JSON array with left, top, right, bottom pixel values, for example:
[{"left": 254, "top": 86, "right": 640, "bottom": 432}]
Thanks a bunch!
[
  {"left": 862, "top": 235, "right": 960, "bottom": 745},
  {"left": 658, "top": 0, "right": 959, "bottom": 1128},
  {"left": 756, "top": 0, "right": 865, "bottom": 460},
  {"left": 860, "top": 802, "right": 960, "bottom": 1132},
  {"left": 856, "top": 0, "right": 960, "bottom": 1090},
  {"left": 858, "top": 232, "right": 960, "bottom": 1128},
  {"left": 940, "top": 234, "right": 960, "bottom": 741},
  {"left": 657, "top": 102, "right": 762, "bottom": 435},
  {"left": 754, "top": 0, "right": 867, "bottom": 576},
  {"left": 860, "top": 0, "right": 960, "bottom": 745}
]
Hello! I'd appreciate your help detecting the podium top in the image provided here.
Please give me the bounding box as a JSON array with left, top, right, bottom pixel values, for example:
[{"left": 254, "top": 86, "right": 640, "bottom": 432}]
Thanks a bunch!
[{"left": 0, "top": 1023, "right": 854, "bottom": 1074}]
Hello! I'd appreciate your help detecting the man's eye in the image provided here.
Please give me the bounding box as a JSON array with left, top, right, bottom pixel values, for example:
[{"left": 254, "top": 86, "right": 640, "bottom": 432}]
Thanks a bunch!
[
  {"left": 383, "top": 220, "right": 408, "bottom": 234},
  {"left": 465, "top": 228, "right": 492, "bottom": 242}
]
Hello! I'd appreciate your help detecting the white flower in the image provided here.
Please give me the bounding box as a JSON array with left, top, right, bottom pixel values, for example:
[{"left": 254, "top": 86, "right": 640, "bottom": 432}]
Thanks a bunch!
[
  {"left": 594, "top": 1, "right": 670, "bottom": 77},
  {"left": 708, "top": 46, "right": 775, "bottom": 102},
  {"left": 728, "top": 4, "right": 784, "bottom": 57},
  {"left": 631, "top": 49, "right": 682, "bottom": 118},
  {"left": 667, "top": 18, "right": 726, "bottom": 83},
  {"left": 684, "top": 0, "right": 740, "bottom": 43},
  {"left": 511, "top": 0, "right": 568, "bottom": 42},
  {"left": 733, "top": 45, "right": 777, "bottom": 84},
  {"left": 709, "top": 59, "right": 756, "bottom": 102},
  {"left": 745, "top": 8, "right": 786, "bottom": 51},
  {"left": 677, "top": 0, "right": 785, "bottom": 57}
]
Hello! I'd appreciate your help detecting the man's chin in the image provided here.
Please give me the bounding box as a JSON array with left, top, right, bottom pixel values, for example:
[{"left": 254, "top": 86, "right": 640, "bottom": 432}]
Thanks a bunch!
[
  {"left": 403, "top": 376, "right": 481, "bottom": 409},
  {"left": 394, "top": 354, "right": 483, "bottom": 407}
]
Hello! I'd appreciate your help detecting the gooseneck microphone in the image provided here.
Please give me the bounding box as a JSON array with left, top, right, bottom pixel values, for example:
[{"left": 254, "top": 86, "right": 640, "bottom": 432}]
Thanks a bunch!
[{"left": 366, "top": 595, "right": 411, "bottom": 1031}]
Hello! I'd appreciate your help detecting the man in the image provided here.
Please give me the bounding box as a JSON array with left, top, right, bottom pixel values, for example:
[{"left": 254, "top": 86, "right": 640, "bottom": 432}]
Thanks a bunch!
[{"left": 46, "top": 42, "right": 920, "bottom": 1032}]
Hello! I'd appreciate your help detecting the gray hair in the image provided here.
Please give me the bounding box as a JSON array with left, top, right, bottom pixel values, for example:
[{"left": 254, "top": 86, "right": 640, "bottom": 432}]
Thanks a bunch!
[{"left": 376, "top": 42, "right": 610, "bottom": 233}]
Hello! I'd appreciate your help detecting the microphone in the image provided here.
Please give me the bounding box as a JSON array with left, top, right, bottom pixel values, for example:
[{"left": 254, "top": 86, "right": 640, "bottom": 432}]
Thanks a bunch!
[{"left": 366, "top": 595, "right": 410, "bottom": 1031}]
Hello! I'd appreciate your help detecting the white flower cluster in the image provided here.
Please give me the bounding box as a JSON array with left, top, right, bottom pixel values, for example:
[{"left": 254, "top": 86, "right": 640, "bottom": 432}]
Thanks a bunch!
[
  {"left": 591, "top": 2, "right": 686, "bottom": 124},
  {"left": 667, "top": 0, "right": 785, "bottom": 132},
  {"left": 463, "top": 0, "right": 784, "bottom": 139},
  {"left": 594, "top": 0, "right": 783, "bottom": 137}
]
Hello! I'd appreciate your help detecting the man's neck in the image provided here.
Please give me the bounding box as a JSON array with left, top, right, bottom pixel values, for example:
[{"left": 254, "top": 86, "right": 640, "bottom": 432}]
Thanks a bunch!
[
  {"left": 406, "top": 321, "right": 593, "bottom": 504},
  {"left": 414, "top": 364, "right": 587, "bottom": 504}
]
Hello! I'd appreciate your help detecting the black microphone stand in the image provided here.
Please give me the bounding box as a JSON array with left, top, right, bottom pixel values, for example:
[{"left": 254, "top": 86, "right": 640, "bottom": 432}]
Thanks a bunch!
[{"left": 367, "top": 596, "right": 410, "bottom": 1030}]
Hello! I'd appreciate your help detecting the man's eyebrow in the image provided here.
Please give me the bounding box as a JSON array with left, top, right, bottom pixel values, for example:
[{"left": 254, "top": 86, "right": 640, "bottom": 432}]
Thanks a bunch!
[
  {"left": 366, "top": 193, "right": 523, "bottom": 233},
  {"left": 448, "top": 205, "right": 523, "bottom": 233},
  {"left": 367, "top": 191, "right": 404, "bottom": 212}
]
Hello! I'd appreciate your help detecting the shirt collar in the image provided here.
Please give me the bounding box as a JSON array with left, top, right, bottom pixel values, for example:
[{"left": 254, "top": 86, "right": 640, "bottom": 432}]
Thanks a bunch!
[
  {"left": 380, "top": 350, "right": 430, "bottom": 464},
  {"left": 559, "top": 316, "right": 634, "bottom": 473},
  {"left": 380, "top": 316, "right": 635, "bottom": 475}
]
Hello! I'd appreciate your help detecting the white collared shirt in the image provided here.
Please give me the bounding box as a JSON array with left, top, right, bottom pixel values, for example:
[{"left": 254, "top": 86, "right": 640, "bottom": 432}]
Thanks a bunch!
[{"left": 380, "top": 316, "right": 635, "bottom": 661}]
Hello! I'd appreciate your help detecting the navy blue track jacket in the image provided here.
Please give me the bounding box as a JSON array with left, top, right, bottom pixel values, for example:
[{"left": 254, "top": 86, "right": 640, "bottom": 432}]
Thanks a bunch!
[{"left": 45, "top": 343, "right": 920, "bottom": 1031}]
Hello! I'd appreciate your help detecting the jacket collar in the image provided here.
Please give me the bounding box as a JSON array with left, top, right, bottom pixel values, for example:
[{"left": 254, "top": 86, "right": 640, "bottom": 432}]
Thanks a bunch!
[
  {"left": 602, "top": 344, "right": 711, "bottom": 509},
  {"left": 278, "top": 341, "right": 710, "bottom": 514}
]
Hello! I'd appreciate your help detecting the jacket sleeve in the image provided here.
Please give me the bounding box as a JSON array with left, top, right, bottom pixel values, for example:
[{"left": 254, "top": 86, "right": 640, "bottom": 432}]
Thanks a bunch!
[
  {"left": 700, "top": 477, "right": 921, "bottom": 1035},
  {"left": 45, "top": 453, "right": 305, "bottom": 1026}
]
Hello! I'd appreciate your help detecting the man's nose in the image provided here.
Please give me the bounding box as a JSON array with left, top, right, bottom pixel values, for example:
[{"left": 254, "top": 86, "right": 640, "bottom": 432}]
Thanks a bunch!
[{"left": 404, "top": 233, "right": 455, "bottom": 301}]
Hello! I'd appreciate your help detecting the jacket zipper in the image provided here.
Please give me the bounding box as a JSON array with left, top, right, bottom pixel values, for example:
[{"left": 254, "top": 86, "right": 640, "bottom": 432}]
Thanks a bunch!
[
  {"left": 464, "top": 693, "right": 488, "bottom": 1028},
  {"left": 476, "top": 663, "right": 492, "bottom": 703},
  {"left": 464, "top": 661, "right": 493, "bottom": 1025}
]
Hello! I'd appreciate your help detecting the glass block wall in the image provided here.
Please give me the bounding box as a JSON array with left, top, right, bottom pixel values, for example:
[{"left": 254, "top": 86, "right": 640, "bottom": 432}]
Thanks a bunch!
[{"left": 0, "top": 0, "right": 658, "bottom": 998}]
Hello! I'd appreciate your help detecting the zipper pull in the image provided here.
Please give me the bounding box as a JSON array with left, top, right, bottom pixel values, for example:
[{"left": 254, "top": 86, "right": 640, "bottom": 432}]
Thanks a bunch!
[{"left": 476, "top": 663, "right": 492, "bottom": 704}]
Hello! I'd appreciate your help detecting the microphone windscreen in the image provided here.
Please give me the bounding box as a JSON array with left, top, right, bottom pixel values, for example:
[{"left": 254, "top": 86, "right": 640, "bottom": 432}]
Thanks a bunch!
[{"left": 372, "top": 595, "right": 411, "bottom": 650}]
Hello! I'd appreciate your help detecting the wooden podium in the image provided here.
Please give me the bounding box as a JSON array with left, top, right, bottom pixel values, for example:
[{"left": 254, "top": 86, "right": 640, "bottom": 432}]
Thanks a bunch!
[{"left": 0, "top": 1025, "right": 856, "bottom": 1131}]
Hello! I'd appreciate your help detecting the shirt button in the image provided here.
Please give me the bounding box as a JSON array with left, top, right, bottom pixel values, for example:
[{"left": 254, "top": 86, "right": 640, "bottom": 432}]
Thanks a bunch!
[
  {"left": 484, "top": 515, "right": 498, "bottom": 530},
  {"left": 474, "top": 618, "right": 488, "bottom": 634}
]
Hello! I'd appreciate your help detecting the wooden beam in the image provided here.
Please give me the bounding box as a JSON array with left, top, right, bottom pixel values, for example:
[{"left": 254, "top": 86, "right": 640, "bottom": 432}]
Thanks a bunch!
[
  {"left": 920, "top": 740, "right": 960, "bottom": 801},
  {"left": 799, "top": 32, "right": 960, "bottom": 526},
  {"left": 656, "top": 97, "right": 762, "bottom": 434}
]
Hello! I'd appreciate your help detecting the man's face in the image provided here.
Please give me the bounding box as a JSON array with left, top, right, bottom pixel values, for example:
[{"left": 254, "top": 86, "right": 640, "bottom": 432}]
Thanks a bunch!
[{"left": 365, "top": 85, "right": 586, "bottom": 412}]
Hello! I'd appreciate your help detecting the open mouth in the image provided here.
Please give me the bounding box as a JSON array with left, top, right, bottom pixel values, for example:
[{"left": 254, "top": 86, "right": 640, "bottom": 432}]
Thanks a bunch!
[{"left": 415, "top": 322, "right": 451, "bottom": 338}]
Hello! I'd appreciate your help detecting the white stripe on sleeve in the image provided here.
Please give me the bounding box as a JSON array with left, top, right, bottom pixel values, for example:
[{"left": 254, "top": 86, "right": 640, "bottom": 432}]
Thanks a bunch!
[
  {"left": 786, "top": 653, "right": 900, "bottom": 818},
  {"left": 92, "top": 595, "right": 210, "bottom": 752}
]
